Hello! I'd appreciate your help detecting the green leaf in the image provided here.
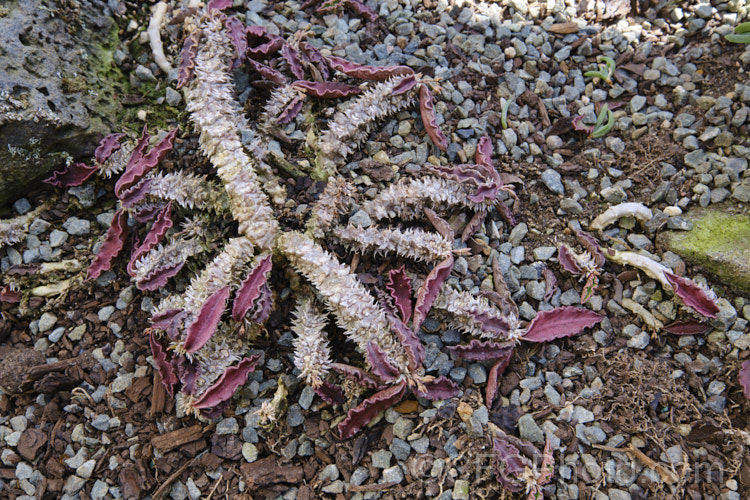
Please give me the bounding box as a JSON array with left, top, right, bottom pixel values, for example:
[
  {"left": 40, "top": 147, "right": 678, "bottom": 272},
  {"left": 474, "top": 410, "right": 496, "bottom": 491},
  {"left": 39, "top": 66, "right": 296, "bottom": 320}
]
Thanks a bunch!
[{"left": 725, "top": 32, "right": 750, "bottom": 44}]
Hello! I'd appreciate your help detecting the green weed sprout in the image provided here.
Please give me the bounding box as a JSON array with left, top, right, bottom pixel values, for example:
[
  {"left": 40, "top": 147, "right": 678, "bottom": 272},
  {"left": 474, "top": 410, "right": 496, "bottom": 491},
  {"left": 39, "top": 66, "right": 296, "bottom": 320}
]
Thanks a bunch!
[
  {"left": 725, "top": 22, "right": 750, "bottom": 43},
  {"left": 583, "top": 55, "right": 616, "bottom": 85},
  {"left": 590, "top": 104, "right": 614, "bottom": 139},
  {"left": 501, "top": 98, "right": 511, "bottom": 130}
]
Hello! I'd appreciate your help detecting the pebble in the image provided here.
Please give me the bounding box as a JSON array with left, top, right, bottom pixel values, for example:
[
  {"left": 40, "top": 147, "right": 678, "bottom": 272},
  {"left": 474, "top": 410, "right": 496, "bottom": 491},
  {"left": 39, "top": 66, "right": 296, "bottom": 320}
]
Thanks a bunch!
[
  {"left": 91, "top": 480, "right": 109, "bottom": 499},
  {"left": 381, "top": 465, "right": 404, "bottom": 484},
  {"left": 508, "top": 223, "right": 528, "bottom": 246},
  {"left": 319, "top": 464, "right": 339, "bottom": 482},
  {"left": 541, "top": 169, "right": 564, "bottom": 194},
  {"left": 299, "top": 385, "right": 315, "bottom": 410},
  {"left": 63, "top": 475, "right": 87, "bottom": 495},
  {"left": 77, "top": 459, "right": 96, "bottom": 479},
  {"left": 371, "top": 449, "right": 392, "bottom": 468},
  {"left": 62, "top": 217, "right": 90, "bottom": 236},
  {"left": 390, "top": 438, "right": 411, "bottom": 461},
  {"left": 37, "top": 312, "right": 57, "bottom": 333},
  {"left": 518, "top": 414, "right": 544, "bottom": 443},
  {"left": 242, "top": 443, "right": 258, "bottom": 462},
  {"left": 467, "top": 364, "right": 487, "bottom": 384}
]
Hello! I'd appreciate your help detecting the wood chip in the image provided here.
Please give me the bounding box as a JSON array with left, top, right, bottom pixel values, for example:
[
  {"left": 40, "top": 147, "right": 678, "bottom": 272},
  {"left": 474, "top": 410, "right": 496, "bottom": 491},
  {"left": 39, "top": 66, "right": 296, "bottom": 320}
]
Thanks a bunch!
[
  {"left": 240, "top": 456, "right": 304, "bottom": 489},
  {"left": 548, "top": 22, "right": 580, "bottom": 34},
  {"left": 150, "top": 425, "right": 205, "bottom": 453}
]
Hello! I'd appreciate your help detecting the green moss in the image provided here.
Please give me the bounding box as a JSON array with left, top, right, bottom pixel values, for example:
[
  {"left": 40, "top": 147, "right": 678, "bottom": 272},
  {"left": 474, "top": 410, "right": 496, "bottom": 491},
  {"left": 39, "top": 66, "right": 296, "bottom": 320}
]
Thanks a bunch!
[{"left": 659, "top": 205, "right": 750, "bottom": 293}]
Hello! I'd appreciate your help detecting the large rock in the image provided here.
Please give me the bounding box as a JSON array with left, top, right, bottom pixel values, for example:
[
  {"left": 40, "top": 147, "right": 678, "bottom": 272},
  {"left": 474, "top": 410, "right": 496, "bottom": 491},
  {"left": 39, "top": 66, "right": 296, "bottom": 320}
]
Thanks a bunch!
[
  {"left": 657, "top": 205, "right": 750, "bottom": 294},
  {"left": 0, "top": 0, "right": 123, "bottom": 207}
]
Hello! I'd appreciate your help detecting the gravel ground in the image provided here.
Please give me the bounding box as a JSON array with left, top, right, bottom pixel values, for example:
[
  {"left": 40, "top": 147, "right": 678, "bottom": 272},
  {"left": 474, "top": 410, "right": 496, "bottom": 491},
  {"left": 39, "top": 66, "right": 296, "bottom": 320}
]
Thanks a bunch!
[{"left": 1, "top": 0, "right": 750, "bottom": 499}]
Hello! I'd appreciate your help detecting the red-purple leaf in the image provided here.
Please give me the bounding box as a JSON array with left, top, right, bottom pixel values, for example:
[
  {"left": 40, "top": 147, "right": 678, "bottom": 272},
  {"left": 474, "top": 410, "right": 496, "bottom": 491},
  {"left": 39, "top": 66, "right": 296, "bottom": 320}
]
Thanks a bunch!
[
  {"left": 299, "top": 42, "right": 330, "bottom": 80},
  {"left": 127, "top": 202, "right": 173, "bottom": 276},
  {"left": 446, "top": 339, "right": 514, "bottom": 361},
  {"left": 664, "top": 272, "right": 720, "bottom": 319},
  {"left": 472, "top": 309, "right": 513, "bottom": 339},
  {"left": 192, "top": 355, "right": 261, "bottom": 411},
  {"left": 413, "top": 376, "right": 460, "bottom": 401},
  {"left": 522, "top": 306, "right": 602, "bottom": 342},
  {"left": 133, "top": 204, "right": 161, "bottom": 223},
  {"left": 475, "top": 135, "right": 493, "bottom": 169},
  {"left": 183, "top": 286, "right": 230, "bottom": 354},
  {"left": 115, "top": 128, "right": 177, "bottom": 199},
  {"left": 558, "top": 245, "right": 583, "bottom": 276},
  {"left": 207, "top": 0, "right": 233, "bottom": 10},
  {"left": 344, "top": 0, "right": 378, "bottom": 20},
  {"left": 338, "top": 380, "right": 407, "bottom": 439},
  {"left": 249, "top": 283, "right": 273, "bottom": 324},
  {"left": 0, "top": 285, "right": 21, "bottom": 303},
  {"left": 149, "top": 331, "right": 177, "bottom": 397},
  {"left": 225, "top": 16, "right": 248, "bottom": 68},
  {"left": 245, "top": 57, "right": 288, "bottom": 85},
  {"left": 246, "top": 32, "right": 284, "bottom": 57},
  {"left": 492, "top": 439, "right": 526, "bottom": 493},
  {"left": 739, "top": 360, "right": 750, "bottom": 400},
  {"left": 392, "top": 74, "right": 418, "bottom": 96},
  {"left": 386, "top": 266, "right": 412, "bottom": 324},
  {"left": 151, "top": 308, "right": 188, "bottom": 339},
  {"left": 232, "top": 255, "right": 272, "bottom": 322},
  {"left": 413, "top": 255, "right": 453, "bottom": 331},
  {"left": 136, "top": 262, "right": 185, "bottom": 291},
  {"left": 467, "top": 183, "right": 500, "bottom": 204},
  {"left": 281, "top": 43, "right": 305, "bottom": 80},
  {"left": 663, "top": 320, "right": 711, "bottom": 336},
  {"left": 424, "top": 207, "right": 454, "bottom": 240},
  {"left": 388, "top": 314, "right": 425, "bottom": 371},
  {"left": 177, "top": 29, "right": 201, "bottom": 89},
  {"left": 366, "top": 342, "right": 400, "bottom": 382},
  {"left": 278, "top": 93, "right": 305, "bottom": 124},
  {"left": 330, "top": 363, "right": 384, "bottom": 389},
  {"left": 95, "top": 133, "right": 126, "bottom": 164},
  {"left": 175, "top": 356, "right": 201, "bottom": 395},
  {"left": 292, "top": 80, "right": 362, "bottom": 98},
  {"left": 486, "top": 350, "right": 513, "bottom": 408},
  {"left": 87, "top": 209, "right": 128, "bottom": 280},
  {"left": 119, "top": 178, "right": 153, "bottom": 208},
  {"left": 543, "top": 268, "right": 558, "bottom": 302},
  {"left": 575, "top": 230, "right": 605, "bottom": 268},
  {"left": 325, "top": 56, "right": 414, "bottom": 81},
  {"left": 313, "top": 380, "right": 345, "bottom": 405},
  {"left": 419, "top": 84, "right": 448, "bottom": 151},
  {"left": 43, "top": 163, "right": 99, "bottom": 187},
  {"left": 461, "top": 211, "right": 486, "bottom": 242}
]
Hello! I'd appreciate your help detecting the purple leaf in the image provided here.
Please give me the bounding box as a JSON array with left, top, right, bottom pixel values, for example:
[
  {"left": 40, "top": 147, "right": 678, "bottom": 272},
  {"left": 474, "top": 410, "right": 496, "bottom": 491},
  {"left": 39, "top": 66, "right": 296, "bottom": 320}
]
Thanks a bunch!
[
  {"left": 467, "top": 183, "right": 500, "bottom": 204},
  {"left": 225, "top": 16, "right": 248, "bottom": 68},
  {"left": 522, "top": 306, "right": 602, "bottom": 343},
  {"left": 245, "top": 57, "right": 288, "bottom": 85},
  {"left": 739, "top": 360, "right": 750, "bottom": 400},
  {"left": 330, "top": 363, "right": 383, "bottom": 389},
  {"left": 136, "top": 262, "right": 185, "bottom": 291},
  {"left": 388, "top": 314, "right": 425, "bottom": 371},
  {"left": 344, "top": 0, "right": 378, "bottom": 20},
  {"left": 558, "top": 245, "right": 583, "bottom": 276},
  {"left": 192, "top": 355, "right": 261, "bottom": 413},
  {"left": 543, "top": 268, "right": 558, "bottom": 302},
  {"left": 338, "top": 380, "right": 407, "bottom": 439},
  {"left": 43, "top": 163, "right": 99, "bottom": 187},
  {"left": 313, "top": 380, "right": 345, "bottom": 405},
  {"left": 492, "top": 439, "right": 527, "bottom": 493},
  {"left": 177, "top": 29, "right": 201, "bottom": 89},
  {"left": 446, "top": 339, "right": 514, "bottom": 361},
  {"left": 365, "top": 342, "right": 400, "bottom": 382},
  {"left": 663, "top": 320, "right": 711, "bottom": 336},
  {"left": 475, "top": 135, "right": 493, "bottom": 169},
  {"left": 249, "top": 283, "right": 273, "bottom": 324},
  {"left": 292, "top": 80, "right": 362, "bottom": 98},
  {"left": 133, "top": 204, "right": 161, "bottom": 223},
  {"left": 413, "top": 376, "right": 459, "bottom": 401},
  {"left": 183, "top": 286, "right": 230, "bottom": 354},
  {"left": 95, "top": 133, "right": 126, "bottom": 164},
  {"left": 325, "top": 56, "right": 414, "bottom": 81},
  {"left": 175, "top": 356, "right": 201, "bottom": 395},
  {"left": 151, "top": 308, "right": 188, "bottom": 339},
  {"left": 299, "top": 42, "right": 329, "bottom": 80},
  {"left": 419, "top": 84, "right": 448, "bottom": 151},
  {"left": 392, "top": 74, "right": 418, "bottom": 96},
  {"left": 0, "top": 285, "right": 21, "bottom": 303},
  {"left": 575, "top": 230, "right": 606, "bottom": 268},
  {"left": 246, "top": 32, "right": 284, "bottom": 57},
  {"left": 149, "top": 330, "right": 177, "bottom": 397},
  {"left": 127, "top": 202, "right": 173, "bottom": 276},
  {"left": 471, "top": 309, "right": 513, "bottom": 339},
  {"left": 206, "top": 0, "right": 233, "bottom": 10},
  {"left": 281, "top": 43, "right": 305, "bottom": 80},
  {"left": 278, "top": 93, "right": 305, "bottom": 124},
  {"left": 119, "top": 178, "right": 153, "bottom": 208},
  {"left": 424, "top": 207, "right": 454, "bottom": 240},
  {"left": 413, "top": 255, "right": 453, "bottom": 331},
  {"left": 232, "top": 255, "right": 272, "bottom": 322},
  {"left": 486, "top": 350, "right": 513, "bottom": 408},
  {"left": 664, "top": 272, "right": 720, "bottom": 319},
  {"left": 461, "top": 211, "right": 486, "bottom": 242},
  {"left": 87, "top": 209, "right": 128, "bottom": 279},
  {"left": 386, "top": 266, "right": 412, "bottom": 324},
  {"left": 115, "top": 127, "right": 177, "bottom": 199}
]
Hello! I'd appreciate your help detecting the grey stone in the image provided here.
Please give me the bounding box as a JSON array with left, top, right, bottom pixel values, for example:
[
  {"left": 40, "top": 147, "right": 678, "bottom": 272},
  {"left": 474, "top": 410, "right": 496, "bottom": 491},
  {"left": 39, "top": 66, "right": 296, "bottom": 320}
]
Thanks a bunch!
[
  {"left": 62, "top": 217, "right": 90, "bottom": 236},
  {"left": 393, "top": 418, "right": 414, "bottom": 440},
  {"left": 627, "top": 331, "right": 650, "bottom": 349},
  {"left": 48, "top": 230, "right": 68, "bottom": 247},
  {"left": 165, "top": 87, "right": 182, "bottom": 106},
  {"left": 518, "top": 414, "right": 544, "bottom": 443},
  {"left": 63, "top": 475, "right": 87, "bottom": 495},
  {"left": 468, "top": 364, "right": 487, "bottom": 384},
  {"left": 76, "top": 459, "right": 96, "bottom": 479},
  {"left": 299, "top": 385, "right": 315, "bottom": 410},
  {"left": 381, "top": 465, "right": 404, "bottom": 484},
  {"left": 390, "top": 438, "right": 411, "bottom": 461},
  {"left": 91, "top": 414, "right": 111, "bottom": 431},
  {"left": 169, "top": 480, "right": 188, "bottom": 500},
  {"left": 91, "top": 480, "right": 109, "bottom": 499},
  {"left": 508, "top": 223, "right": 528, "bottom": 246},
  {"left": 348, "top": 210, "right": 371, "bottom": 228},
  {"left": 410, "top": 436, "right": 430, "bottom": 454},
  {"left": 371, "top": 449, "right": 392, "bottom": 468},
  {"left": 541, "top": 169, "right": 564, "bottom": 195},
  {"left": 287, "top": 404, "right": 304, "bottom": 427},
  {"left": 319, "top": 464, "right": 339, "bottom": 482},
  {"left": 560, "top": 198, "right": 583, "bottom": 214},
  {"left": 37, "top": 312, "right": 57, "bottom": 333}
]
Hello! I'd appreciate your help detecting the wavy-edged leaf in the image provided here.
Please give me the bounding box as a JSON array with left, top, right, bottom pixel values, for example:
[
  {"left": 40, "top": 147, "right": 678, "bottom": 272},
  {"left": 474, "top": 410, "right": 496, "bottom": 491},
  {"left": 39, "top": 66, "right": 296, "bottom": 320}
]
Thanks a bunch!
[
  {"left": 136, "top": 261, "right": 185, "bottom": 291},
  {"left": 522, "top": 306, "right": 602, "bottom": 342},
  {"left": 175, "top": 356, "right": 201, "bottom": 395},
  {"left": 392, "top": 74, "right": 418, "bottom": 96},
  {"left": 739, "top": 360, "right": 750, "bottom": 400},
  {"left": 281, "top": 43, "right": 305, "bottom": 80},
  {"left": 232, "top": 255, "right": 272, "bottom": 322},
  {"left": 95, "top": 133, "right": 126, "bottom": 164},
  {"left": 575, "top": 229, "right": 605, "bottom": 268},
  {"left": 192, "top": 355, "right": 261, "bottom": 412},
  {"left": 0, "top": 285, "right": 21, "bottom": 303},
  {"left": 558, "top": 245, "right": 582, "bottom": 275},
  {"left": 87, "top": 209, "right": 128, "bottom": 280},
  {"left": 325, "top": 55, "right": 414, "bottom": 80},
  {"left": 115, "top": 128, "right": 177, "bottom": 199},
  {"left": 446, "top": 339, "right": 514, "bottom": 361},
  {"left": 419, "top": 84, "right": 448, "bottom": 151},
  {"left": 338, "top": 380, "right": 407, "bottom": 439},
  {"left": 467, "top": 182, "right": 500, "bottom": 204},
  {"left": 345, "top": 0, "right": 378, "bottom": 20},
  {"left": 278, "top": 92, "right": 305, "bottom": 124},
  {"left": 206, "top": 0, "right": 233, "bottom": 10},
  {"left": 664, "top": 271, "right": 720, "bottom": 319},
  {"left": 492, "top": 439, "right": 526, "bottom": 493},
  {"left": 424, "top": 207, "right": 454, "bottom": 241},
  {"left": 414, "top": 376, "right": 460, "bottom": 401},
  {"left": 330, "top": 362, "right": 383, "bottom": 389},
  {"left": 127, "top": 202, "right": 173, "bottom": 276},
  {"left": 151, "top": 308, "right": 188, "bottom": 339},
  {"left": 183, "top": 286, "right": 230, "bottom": 354},
  {"left": 133, "top": 204, "right": 161, "bottom": 223},
  {"left": 475, "top": 135, "right": 494, "bottom": 169},
  {"left": 120, "top": 178, "right": 153, "bottom": 209},
  {"left": 250, "top": 283, "right": 273, "bottom": 324},
  {"left": 245, "top": 57, "right": 288, "bottom": 85},
  {"left": 246, "top": 32, "right": 284, "bottom": 57},
  {"left": 388, "top": 314, "right": 425, "bottom": 370},
  {"left": 413, "top": 255, "right": 453, "bottom": 331},
  {"left": 462, "top": 211, "right": 486, "bottom": 242},
  {"left": 313, "top": 380, "right": 345, "bottom": 405},
  {"left": 664, "top": 320, "right": 710, "bottom": 336},
  {"left": 386, "top": 266, "right": 412, "bottom": 324},
  {"left": 292, "top": 80, "right": 362, "bottom": 98},
  {"left": 225, "top": 16, "right": 248, "bottom": 68},
  {"left": 43, "top": 163, "right": 99, "bottom": 187},
  {"left": 149, "top": 330, "right": 177, "bottom": 397},
  {"left": 543, "top": 268, "right": 557, "bottom": 302},
  {"left": 365, "top": 341, "right": 400, "bottom": 381},
  {"left": 177, "top": 29, "right": 202, "bottom": 89},
  {"left": 486, "top": 349, "right": 513, "bottom": 408},
  {"left": 299, "top": 41, "right": 330, "bottom": 80}
]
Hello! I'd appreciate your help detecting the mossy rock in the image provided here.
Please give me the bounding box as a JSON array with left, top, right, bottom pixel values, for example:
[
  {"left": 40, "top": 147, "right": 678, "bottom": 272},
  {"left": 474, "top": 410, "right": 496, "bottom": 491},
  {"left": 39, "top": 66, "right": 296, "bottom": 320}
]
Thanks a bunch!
[{"left": 657, "top": 205, "right": 750, "bottom": 294}]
